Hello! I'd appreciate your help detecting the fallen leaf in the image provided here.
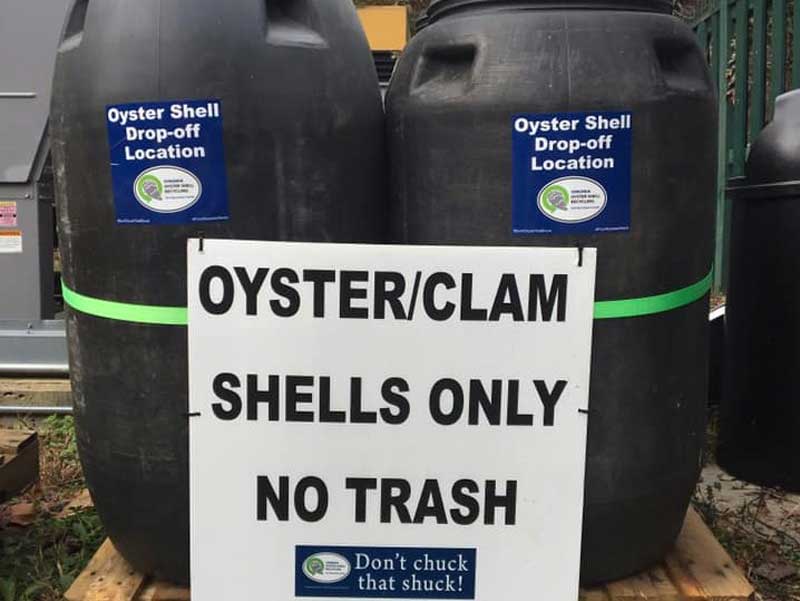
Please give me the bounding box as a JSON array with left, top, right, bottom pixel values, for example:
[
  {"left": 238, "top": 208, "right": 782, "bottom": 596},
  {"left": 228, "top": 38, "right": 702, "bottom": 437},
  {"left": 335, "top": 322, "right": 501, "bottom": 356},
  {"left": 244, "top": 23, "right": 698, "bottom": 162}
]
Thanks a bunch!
[
  {"left": 7, "top": 502, "right": 36, "bottom": 527},
  {"left": 754, "top": 560, "right": 797, "bottom": 582},
  {"left": 55, "top": 488, "right": 93, "bottom": 518}
]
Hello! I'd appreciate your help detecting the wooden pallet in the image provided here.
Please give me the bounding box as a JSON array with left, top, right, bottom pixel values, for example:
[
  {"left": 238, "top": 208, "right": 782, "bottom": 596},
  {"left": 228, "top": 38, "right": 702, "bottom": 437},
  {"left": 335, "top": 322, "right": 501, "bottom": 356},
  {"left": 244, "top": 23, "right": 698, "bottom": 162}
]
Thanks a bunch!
[
  {"left": 0, "top": 377, "right": 72, "bottom": 408},
  {"left": 65, "top": 508, "right": 754, "bottom": 601},
  {"left": 65, "top": 539, "right": 189, "bottom": 601},
  {"left": 0, "top": 429, "right": 39, "bottom": 502},
  {"left": 583, "top": 510, "right": 754, "bottom": 601}
]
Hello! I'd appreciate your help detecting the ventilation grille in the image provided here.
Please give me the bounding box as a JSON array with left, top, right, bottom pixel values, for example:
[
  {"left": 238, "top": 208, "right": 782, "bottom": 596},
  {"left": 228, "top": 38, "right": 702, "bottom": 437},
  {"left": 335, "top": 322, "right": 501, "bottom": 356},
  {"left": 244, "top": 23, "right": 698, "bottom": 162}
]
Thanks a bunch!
[{"left": 373, "top": 51, "right": 398, "bottom": 85}]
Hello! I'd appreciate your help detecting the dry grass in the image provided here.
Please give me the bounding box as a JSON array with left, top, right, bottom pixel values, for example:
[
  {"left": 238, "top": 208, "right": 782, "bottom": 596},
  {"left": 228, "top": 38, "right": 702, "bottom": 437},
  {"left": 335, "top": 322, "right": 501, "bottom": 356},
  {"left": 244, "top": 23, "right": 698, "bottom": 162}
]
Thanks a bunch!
[{"left": 0, "top": 417, "right": 104, "bottom": 601}]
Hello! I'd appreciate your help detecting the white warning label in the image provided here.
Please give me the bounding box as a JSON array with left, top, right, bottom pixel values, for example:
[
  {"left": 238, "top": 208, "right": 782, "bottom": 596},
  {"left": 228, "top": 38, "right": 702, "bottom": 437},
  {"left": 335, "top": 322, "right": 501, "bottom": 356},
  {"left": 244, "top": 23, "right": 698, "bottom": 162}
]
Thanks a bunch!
[{"left": 0, "top": 230, "right": 22, "bottom": 254}]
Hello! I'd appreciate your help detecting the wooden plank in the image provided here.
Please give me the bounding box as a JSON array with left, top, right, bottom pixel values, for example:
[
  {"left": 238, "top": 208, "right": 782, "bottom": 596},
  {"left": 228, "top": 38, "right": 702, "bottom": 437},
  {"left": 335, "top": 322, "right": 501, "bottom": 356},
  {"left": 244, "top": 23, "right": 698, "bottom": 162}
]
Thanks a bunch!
[
  {"left": 357, "top": 6, "right": 408, "bottom": 52},
  {"left": 709, "top": 13, "right": 721, "bottom": 88},
  {"left": 606, "top": 566, "right": 682, "bottom": 601},
  {"left": 85, "top": 568, "right": 146, "bottom": 601},
  {"left": 66, "top": 541, "right": 170, "bottom": 601},
  {"left": 0, "top": 431, "right": 39, "bottom": 502},
  {"left": 771, "top": 0, "right": 787, "bottom": 105},
  {"left": 138, "top": 582, "right": 191, "bottom": 601},
  {"left": 56, "top": 488, "right": 94, "bottom": 519},
  {"left": 793, "top": 0, "right": 800, "bottom": 88},
  {"left": 580, "top": 588, "right": 610, "bottom": 601},
  {"left": 0, "top": 378, "right": 71, "bottom": 393},
  {"left": 0, "top": 429, "right": 37, "bottom": 454},
  {"left": 730, "top": 0, "right": 748, "bottom": 177},
  {"left": 65, "top": 539, "right": 120, "bottom": 601},
  {"left": 749, "top": 0, "right": 768, "bottom": 141},
  {"left": 664, "top": 509, "right": 754, "bottom": 601},
  {"left": 67, "top": 539, "right": 146, "bottom": 601},
  {"left": 0, "top": 378, "right": 72, "bottom": 408},
  {"left": 714, "top": 0, "right": 731, "bottom": 292},
  {"left": 696, "top": 21, "right": 708, "bottom": 60}
]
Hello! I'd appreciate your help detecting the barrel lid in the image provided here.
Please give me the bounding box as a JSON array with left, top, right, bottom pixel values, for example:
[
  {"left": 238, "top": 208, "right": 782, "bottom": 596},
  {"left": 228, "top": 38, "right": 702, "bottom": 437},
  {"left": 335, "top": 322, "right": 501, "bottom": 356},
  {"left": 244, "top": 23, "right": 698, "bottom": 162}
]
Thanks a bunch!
[
  {"left": 428, "top": 0, "right": 673, "bottom": 22},
  {"left": 732, "top": 89, "right": 800, "bottom": 199}
]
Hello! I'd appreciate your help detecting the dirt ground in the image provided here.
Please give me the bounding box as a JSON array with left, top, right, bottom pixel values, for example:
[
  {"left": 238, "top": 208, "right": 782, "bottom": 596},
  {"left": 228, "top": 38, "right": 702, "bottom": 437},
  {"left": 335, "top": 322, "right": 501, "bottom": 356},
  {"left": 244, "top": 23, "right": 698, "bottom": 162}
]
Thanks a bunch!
[{"left": 695, "top": 464, "right": 800, "bottom": 600}]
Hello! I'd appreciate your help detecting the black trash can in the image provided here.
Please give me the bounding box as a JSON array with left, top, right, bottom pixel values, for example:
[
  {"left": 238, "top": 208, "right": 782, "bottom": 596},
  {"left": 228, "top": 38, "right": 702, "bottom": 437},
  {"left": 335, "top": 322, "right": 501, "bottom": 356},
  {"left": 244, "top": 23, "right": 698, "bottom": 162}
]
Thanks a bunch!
[{"left": 719, "top": 89, "right": 800, "bottom": 491}]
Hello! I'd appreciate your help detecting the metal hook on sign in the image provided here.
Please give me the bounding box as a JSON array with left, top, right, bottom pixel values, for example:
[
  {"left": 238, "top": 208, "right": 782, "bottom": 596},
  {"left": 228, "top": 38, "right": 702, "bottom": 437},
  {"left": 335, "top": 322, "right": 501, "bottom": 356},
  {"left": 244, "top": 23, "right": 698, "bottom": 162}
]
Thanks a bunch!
[
  {"left": 198, "top": 232, "right": 205, "bottom": 253},
  {"left": 577, "top": 246, "right": 585, "bottom": 268}
]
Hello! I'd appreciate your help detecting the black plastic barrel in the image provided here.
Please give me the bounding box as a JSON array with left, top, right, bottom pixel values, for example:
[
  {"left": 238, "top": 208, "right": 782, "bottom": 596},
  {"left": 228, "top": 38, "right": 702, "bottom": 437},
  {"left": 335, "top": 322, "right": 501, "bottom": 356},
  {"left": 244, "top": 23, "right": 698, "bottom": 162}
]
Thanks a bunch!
[
  {"left": 51, "top": 0, "right": 385, "bottom": 584},
  {"left": 386, "top": 0, "right": 717, "bottom": 584},
  {"left": 719, "top": 89, "right": 800, "bottom": 491}
]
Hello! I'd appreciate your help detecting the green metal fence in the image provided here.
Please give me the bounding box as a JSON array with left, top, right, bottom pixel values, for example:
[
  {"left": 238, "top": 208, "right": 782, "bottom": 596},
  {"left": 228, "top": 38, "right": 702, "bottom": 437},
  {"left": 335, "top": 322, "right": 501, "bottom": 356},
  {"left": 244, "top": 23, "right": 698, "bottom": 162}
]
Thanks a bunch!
[{"left": 690, "top": 0, "right": 799, "bottom": 291}]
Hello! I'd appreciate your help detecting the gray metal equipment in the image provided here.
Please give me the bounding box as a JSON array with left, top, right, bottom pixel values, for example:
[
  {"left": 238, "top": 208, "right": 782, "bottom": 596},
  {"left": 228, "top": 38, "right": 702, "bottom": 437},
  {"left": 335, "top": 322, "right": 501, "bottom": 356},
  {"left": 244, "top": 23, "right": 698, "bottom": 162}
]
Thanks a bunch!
[{"left": 0, "top": 0, "right": 71, "bottom": 376}]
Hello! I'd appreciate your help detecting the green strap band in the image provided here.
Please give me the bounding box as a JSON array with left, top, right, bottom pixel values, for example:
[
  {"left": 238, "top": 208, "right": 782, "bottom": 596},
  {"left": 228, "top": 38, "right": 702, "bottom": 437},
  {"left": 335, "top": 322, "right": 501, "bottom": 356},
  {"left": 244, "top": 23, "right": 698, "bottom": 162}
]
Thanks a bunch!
[
  {"left": 594, "top": 269, "right": 713, "bottom": 320},
  {"left": 62, "top": 269, "right": 712, "bottom": 326},
  {"left": 61, "top": 281, "right": 188, "bottom": 326}
]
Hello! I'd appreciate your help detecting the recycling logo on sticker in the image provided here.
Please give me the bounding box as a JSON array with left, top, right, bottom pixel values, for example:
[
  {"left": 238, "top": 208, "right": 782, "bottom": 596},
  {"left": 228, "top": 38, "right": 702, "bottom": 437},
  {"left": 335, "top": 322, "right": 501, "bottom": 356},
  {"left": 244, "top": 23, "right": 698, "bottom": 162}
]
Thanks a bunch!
[
  {"left": 538, "top": 177, "right": 607, "bottom": 224},
  {"left": 302, "top": 552, "right": 352, "bottom": 584},
  {"left": 512, "top": 111, "right": 633, "bottom": 235},
  {"left": 134, "top": 166, "right": 203, "bottom": 213}
]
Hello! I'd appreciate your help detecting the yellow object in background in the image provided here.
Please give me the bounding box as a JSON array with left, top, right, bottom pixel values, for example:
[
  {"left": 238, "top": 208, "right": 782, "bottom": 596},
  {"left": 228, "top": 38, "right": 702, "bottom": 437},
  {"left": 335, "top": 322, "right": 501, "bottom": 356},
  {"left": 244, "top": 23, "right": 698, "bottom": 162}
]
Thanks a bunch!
[{"left": 357, "top": 6, "right": 408, "bottom": 51}]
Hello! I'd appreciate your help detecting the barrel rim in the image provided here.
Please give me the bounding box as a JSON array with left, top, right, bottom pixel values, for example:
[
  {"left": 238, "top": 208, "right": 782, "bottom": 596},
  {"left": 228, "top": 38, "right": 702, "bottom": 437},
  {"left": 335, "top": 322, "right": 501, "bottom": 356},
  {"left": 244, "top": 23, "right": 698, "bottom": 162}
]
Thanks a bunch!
[
  {"left": 728, "top": 178, "right": 800, "bottom": 200},
  {"left": 427, "top": 0, "right": 674, "bottom": 22}
]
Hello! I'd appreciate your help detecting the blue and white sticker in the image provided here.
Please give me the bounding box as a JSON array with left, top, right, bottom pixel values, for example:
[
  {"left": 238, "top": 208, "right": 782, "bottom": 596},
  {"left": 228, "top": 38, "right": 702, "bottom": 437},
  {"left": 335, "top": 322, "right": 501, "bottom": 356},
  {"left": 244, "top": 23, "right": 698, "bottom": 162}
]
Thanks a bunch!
[
  {"left": 295, "top": 546, "right": 477, "bottom": 599},
  {"left": 106, "top": 99, "right": 230, "bottom": 225},
  {"left": 512, "top": 111, "right": 632, "bottom": 234}
]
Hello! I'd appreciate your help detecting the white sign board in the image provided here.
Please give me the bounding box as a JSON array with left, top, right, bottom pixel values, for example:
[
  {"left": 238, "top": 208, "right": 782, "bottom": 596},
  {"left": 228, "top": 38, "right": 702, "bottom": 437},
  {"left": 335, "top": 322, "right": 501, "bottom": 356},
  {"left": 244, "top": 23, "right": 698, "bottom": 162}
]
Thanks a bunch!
[{"left": 188, "top": 240, "right": 597, "bottom": 601}]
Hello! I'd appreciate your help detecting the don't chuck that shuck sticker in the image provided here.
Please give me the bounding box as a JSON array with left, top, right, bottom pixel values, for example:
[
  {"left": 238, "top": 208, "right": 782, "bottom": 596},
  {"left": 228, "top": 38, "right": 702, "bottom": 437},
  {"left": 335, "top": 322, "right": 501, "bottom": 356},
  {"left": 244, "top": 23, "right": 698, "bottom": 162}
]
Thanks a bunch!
[
  {"left": 106, "top": 99, "right": 230, "bottom": 225},
  {"left": 512, "top": 111, "right": 633, "bottom": 235}
]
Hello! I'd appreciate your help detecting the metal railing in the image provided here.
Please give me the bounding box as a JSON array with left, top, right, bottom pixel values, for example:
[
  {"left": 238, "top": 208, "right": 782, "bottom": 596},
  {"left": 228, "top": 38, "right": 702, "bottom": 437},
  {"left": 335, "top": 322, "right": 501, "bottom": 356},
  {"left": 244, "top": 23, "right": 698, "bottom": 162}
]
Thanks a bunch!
[{"left": 692, "top": 0, "right": 800, "bottom": 290}]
